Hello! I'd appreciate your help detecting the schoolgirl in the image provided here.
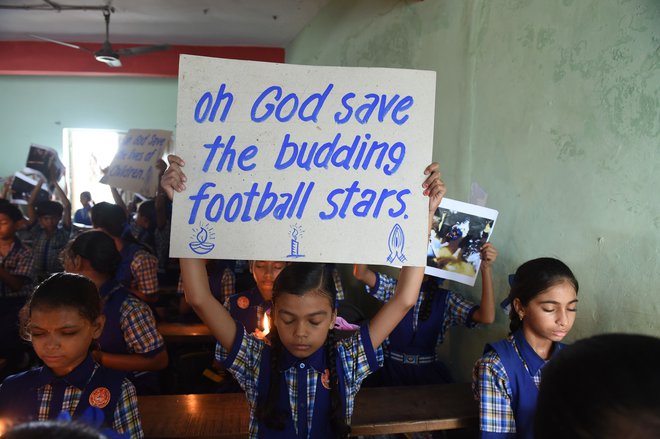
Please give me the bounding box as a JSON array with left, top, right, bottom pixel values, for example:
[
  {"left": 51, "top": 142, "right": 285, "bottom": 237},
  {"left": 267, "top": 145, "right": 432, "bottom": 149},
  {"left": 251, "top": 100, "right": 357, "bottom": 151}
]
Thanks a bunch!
[
  {"left": 161, "top": 155, "right": 445, "bottom": 438},
  {"left": 0, "top": 272, "right": 143, "bottom": 438},
  {"left": 177, "top": 259, "right": 236, "bottom": 322},
  {"left": 62, "top": 230, "right": 168, "bottom": 394},
  {"left": 472, "top": 257, "right": 579, "bottom": 439},
  {"left": 353, "top": 241, "right": 497, "bottom": 386},
  {"left": 0, "top": 202, "right": 34, "bottom": 373},
  {"left": 90, "top": 202, "right": 159, "bottom": 304}
]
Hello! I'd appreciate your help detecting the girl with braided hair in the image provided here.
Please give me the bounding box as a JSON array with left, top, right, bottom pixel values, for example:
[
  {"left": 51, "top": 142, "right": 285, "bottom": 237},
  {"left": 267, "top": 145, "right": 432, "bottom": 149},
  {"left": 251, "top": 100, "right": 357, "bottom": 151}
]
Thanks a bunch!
[
  {"left": 472, "top": 257, "right": 579, "bottom": 439},
  {"left": 160, "top": 155, "right": 445, "bottom": 438}
]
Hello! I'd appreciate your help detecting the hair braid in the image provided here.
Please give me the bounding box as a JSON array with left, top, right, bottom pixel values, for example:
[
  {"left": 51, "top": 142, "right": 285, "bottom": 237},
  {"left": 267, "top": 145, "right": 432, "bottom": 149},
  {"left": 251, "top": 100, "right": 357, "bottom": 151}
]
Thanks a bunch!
[
  {"left": 256, "top": 327, "right": 286, "bottom": 430},
  {"left": 326, "top": 329, "right": 350, "bottom": 438}
]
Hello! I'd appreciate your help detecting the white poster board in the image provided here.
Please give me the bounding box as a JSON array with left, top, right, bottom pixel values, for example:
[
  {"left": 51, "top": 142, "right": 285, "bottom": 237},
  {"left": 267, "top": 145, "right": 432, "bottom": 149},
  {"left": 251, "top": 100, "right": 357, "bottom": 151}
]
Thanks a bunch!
[
  {"left": 102, "top": 129, "right": 171, "bottom": 197},
  {"left": 170, "top": 55, "right": 435, "bottom": 266},
  {"left": 425, "top": 198, "right": 499, "bottom": 286}
]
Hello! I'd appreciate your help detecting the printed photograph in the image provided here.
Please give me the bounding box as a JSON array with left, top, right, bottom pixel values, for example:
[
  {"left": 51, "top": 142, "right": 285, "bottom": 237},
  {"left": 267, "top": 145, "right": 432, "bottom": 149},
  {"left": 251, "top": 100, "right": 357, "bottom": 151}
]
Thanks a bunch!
[
  {"left": 425, "top": 198, "right": 498, "bottom": 286},
  {"left": 26, "top": 143, "right": 65, "bottom": 183},
  {"left": 10, "top": 171, "right": 50, "bottom": 205}
]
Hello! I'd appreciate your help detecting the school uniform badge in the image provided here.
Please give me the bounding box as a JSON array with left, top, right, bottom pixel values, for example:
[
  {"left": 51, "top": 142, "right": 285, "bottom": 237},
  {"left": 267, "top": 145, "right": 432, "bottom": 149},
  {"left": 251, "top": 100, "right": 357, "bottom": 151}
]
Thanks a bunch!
[
  {"left": 321, "top": 369, "right": 331, "bottom": 390},
  {"left": 237, "top": 296, "right": 250, "bottom": 309},
  {"left": 89, "top": 387, "right": 111, "bottom": 408}
]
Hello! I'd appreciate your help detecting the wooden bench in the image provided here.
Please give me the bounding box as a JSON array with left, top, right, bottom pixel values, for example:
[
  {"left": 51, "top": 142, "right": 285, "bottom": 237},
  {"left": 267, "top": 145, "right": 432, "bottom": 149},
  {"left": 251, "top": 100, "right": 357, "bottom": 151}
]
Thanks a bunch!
[
  {"left": 139, "top": 383, "right": 477, "bottom": 438},
  {"left": 157, "top": 322, "right": 215, "bottom": 344}
]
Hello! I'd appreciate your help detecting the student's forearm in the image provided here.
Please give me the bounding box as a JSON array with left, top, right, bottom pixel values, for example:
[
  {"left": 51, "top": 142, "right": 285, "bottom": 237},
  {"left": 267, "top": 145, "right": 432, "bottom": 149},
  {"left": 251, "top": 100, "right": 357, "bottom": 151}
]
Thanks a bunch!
[
  {"left": 1, "top": 179, "right": 9, "bottom": 199},
  {"left": 53, "top": 182, "right": 70, "bottom": 208},
  {"left": 353, "top": 264, "right": 377, "bottom": 288},
  {"left": 110, "top": 186, "right": 128, "bottom": 215},
  {"left": 368, "top": 264, "right": 423, "bottom": 348},
  {"left": 27, "top": 181, "right": 43, "bottom": 224},
  {"left": 472, "top": 266, "right": 495, "bottom": 324},
  {"left": 98, "top": 349, "right": 169, "bottom": 371}
]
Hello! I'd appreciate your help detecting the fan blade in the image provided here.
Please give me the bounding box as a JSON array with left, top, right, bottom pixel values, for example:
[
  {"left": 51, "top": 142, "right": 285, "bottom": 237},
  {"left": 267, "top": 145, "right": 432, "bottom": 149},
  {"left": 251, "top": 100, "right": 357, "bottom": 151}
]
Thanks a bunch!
[
  {"left": 29, "top": 34, "right": 94, "bottom": 53},
  {"left": 117, "top": 44, "right": 170, "bottom": 57}
]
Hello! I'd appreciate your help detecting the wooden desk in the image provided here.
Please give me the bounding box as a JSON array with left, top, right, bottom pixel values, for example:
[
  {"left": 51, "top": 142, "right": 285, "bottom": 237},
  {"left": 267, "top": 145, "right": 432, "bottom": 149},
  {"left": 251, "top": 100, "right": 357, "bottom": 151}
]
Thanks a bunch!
[
  {"left": 157, "top": 322, "right": 215, "bottom": 344},
  {"left": 139, "top": 383, "right": 477, "bottom": 438}
]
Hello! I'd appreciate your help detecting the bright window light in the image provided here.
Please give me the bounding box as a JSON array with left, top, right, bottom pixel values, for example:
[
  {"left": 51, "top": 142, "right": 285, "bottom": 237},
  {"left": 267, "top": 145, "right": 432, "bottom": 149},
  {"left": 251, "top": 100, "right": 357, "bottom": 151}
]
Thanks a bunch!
[{"left": 63, "top": 128, "right": 123, "bottom": 212}]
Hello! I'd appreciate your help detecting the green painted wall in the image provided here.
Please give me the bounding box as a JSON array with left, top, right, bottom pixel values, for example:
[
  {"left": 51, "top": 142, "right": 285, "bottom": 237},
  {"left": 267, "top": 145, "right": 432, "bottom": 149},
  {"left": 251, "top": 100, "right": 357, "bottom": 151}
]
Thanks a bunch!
[
  {"left": 0, "top": 0, "right": 657, "bottom": 384},
  {"left": 0, "top": 75, "right": 177, "bottom": 178},
  {"left": 287, "top": 0, "right": 660, "bottom": 381}
]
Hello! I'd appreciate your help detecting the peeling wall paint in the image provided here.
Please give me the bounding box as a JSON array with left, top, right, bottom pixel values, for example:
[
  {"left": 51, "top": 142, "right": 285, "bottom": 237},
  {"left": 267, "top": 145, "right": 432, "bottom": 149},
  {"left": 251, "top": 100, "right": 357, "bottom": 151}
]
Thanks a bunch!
[{"left": 287, "top": 0, "right": 660, "bottom": 381}]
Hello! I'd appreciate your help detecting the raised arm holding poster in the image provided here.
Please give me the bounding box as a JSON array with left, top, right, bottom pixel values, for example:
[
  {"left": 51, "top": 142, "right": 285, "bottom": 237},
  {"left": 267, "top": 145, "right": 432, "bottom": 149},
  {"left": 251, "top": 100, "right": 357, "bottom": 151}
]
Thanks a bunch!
[
  {"left": 170, "top": 55, "right": 436, "bottom": 266},
  {"left": 102, "top": 129, "right": 171, "bottom": 197}
]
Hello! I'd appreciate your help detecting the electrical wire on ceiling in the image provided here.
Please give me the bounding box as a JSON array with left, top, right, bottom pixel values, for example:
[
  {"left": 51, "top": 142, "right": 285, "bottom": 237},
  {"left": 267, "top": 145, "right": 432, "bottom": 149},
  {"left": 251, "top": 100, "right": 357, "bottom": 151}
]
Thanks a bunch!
[{"left": 0, "top": 0, "right": 113, "bottom": 12}]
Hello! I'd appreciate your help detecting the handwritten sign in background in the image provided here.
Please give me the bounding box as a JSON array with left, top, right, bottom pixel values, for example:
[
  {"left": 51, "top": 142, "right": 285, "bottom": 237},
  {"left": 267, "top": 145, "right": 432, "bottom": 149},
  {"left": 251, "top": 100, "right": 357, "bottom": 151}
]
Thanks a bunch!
[
  {"left": 103, "top": 129, "right": 171, "bottom": 197},
  {"left": 170, "top": 55, "right": 435, "bottom": 266}
]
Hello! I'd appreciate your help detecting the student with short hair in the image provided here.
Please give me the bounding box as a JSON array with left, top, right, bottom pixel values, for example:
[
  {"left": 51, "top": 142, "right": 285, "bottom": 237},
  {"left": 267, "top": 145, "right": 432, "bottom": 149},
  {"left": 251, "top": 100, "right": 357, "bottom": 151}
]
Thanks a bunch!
[
  {"left": 0, "top": 273, "right": 143, "bottom": 438},
  {"left": 0, "top": 202, "right": 33, "bottom": 297},
  {"left": 73, "top": 191, "right": 94, "bottom": 226},
  {"left": 26, "top": 179, "right": 71, "bottom": 281},
  {"left": 535, "top": 333, "right": 660, "bottom": 439},
  {"left": 472, "top": 257, "right": 579, "bottom": 439},
  {"left": 134, "top": 199, "right": 156, "bottom": 253},
  {"left": 0, "top": 202, "right": 34, "bottom": 373}
]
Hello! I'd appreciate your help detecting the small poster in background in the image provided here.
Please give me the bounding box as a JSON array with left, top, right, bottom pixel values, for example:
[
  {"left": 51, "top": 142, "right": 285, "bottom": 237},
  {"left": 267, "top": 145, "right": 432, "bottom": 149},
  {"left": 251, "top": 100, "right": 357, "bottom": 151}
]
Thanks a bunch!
[
  {"left": 26, "top": 144, "right": 66, "bottom": 183},
  {"left": 425, "top": 198, "right": 498, "bottom": 286},
  {"left": 10, "top": 171, "right": 50, "bottom": 205},
  {"left": 101, "top": 129, "right": 171, "bottom": 197},
  {"left": 169, "top": 55, "right": 436, "bottom": 266}
]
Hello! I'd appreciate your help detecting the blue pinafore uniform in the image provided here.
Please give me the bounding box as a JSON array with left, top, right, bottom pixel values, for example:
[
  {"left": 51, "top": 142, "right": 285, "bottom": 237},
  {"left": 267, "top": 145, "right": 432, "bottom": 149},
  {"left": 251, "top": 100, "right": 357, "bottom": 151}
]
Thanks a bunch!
[
  {"left": 0, "top": 354, "right": 124, "bottom": 428},
  {"left": 381, "top": 284, "right": 453, "bottom": 384},
  {"left": 255, "top": 346, "right": 347, "bottom": 438},
  {"left": 227, "top": 286, "right": 271, "bottom": 333},
  {"left": 98, "top": 279, "right": 164, "bottom": 394},
  {"left": 367, "top": 276, "right": 477, "bottom": 386},
  {"left": 485, "top": 329, "right": 565, "bottom": 439},
  {"left": 219, "top": 323, "right": 380, "bottom": 439},
  {"left": 114, "top": 242, "right": 141, "bottom": 288}
]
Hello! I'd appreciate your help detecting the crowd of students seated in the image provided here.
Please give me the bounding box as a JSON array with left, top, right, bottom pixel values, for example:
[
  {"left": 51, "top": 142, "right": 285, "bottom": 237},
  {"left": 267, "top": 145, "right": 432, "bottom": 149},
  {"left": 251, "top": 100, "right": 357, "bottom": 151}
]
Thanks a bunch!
[{"left": 0, "top": 160, "right": 658, "bottom": 439}]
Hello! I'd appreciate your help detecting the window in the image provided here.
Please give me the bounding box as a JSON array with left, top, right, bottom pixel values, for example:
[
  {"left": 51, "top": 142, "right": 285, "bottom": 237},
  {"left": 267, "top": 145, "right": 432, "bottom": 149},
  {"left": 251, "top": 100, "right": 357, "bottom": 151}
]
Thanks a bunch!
[{"left": 62, "top": 128, "right": 124, "bottom": 212}]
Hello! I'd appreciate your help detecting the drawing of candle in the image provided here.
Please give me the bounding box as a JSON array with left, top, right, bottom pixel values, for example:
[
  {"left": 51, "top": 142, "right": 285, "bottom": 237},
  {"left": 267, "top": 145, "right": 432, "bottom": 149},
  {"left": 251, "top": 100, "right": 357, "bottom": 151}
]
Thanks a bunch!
[
  {"left": 387, "top": 223, "right": 407, "bottom": 264},
  {"left": 291, "top": 228, "right": 299, "bottom": 255},
  {"left": 287, "top": 224, "right": 305, "bottom": 258},
  {"left": 189, "top": 223, "right": 215, "bottom": 255}
]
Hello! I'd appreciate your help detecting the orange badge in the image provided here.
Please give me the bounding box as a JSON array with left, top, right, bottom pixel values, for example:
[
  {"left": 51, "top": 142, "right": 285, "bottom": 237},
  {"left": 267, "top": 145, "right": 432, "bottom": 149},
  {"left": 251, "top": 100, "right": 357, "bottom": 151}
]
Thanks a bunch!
[
  {"left": 89, "top": 387, "right": 111, "bottom": 408},
  {"left": 321, "top": 369, "right": 331, "bottom": 390},
  {"left": 237, "top": 296, "right": 250, "bottom": 309}
]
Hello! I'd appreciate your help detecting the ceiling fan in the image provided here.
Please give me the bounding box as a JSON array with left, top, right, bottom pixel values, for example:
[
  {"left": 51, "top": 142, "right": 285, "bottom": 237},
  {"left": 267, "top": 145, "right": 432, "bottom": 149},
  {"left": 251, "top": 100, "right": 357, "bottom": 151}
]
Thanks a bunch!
[{"left": 31, "top": 7, "right": 170, "bottom": 67}]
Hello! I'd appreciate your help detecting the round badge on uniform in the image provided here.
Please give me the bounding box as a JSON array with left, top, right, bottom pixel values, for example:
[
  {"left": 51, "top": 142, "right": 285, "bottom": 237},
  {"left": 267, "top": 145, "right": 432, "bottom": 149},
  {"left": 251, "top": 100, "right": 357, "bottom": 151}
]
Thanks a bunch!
[
  {"left": 321, "top": 369, "right": 331, "bottom": 390},
  {"left": 237, "top": 296, "right": 250, "bottom": 309},
  {"left": 89, "top": 387, "right": 111, "bottom": 408}
]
